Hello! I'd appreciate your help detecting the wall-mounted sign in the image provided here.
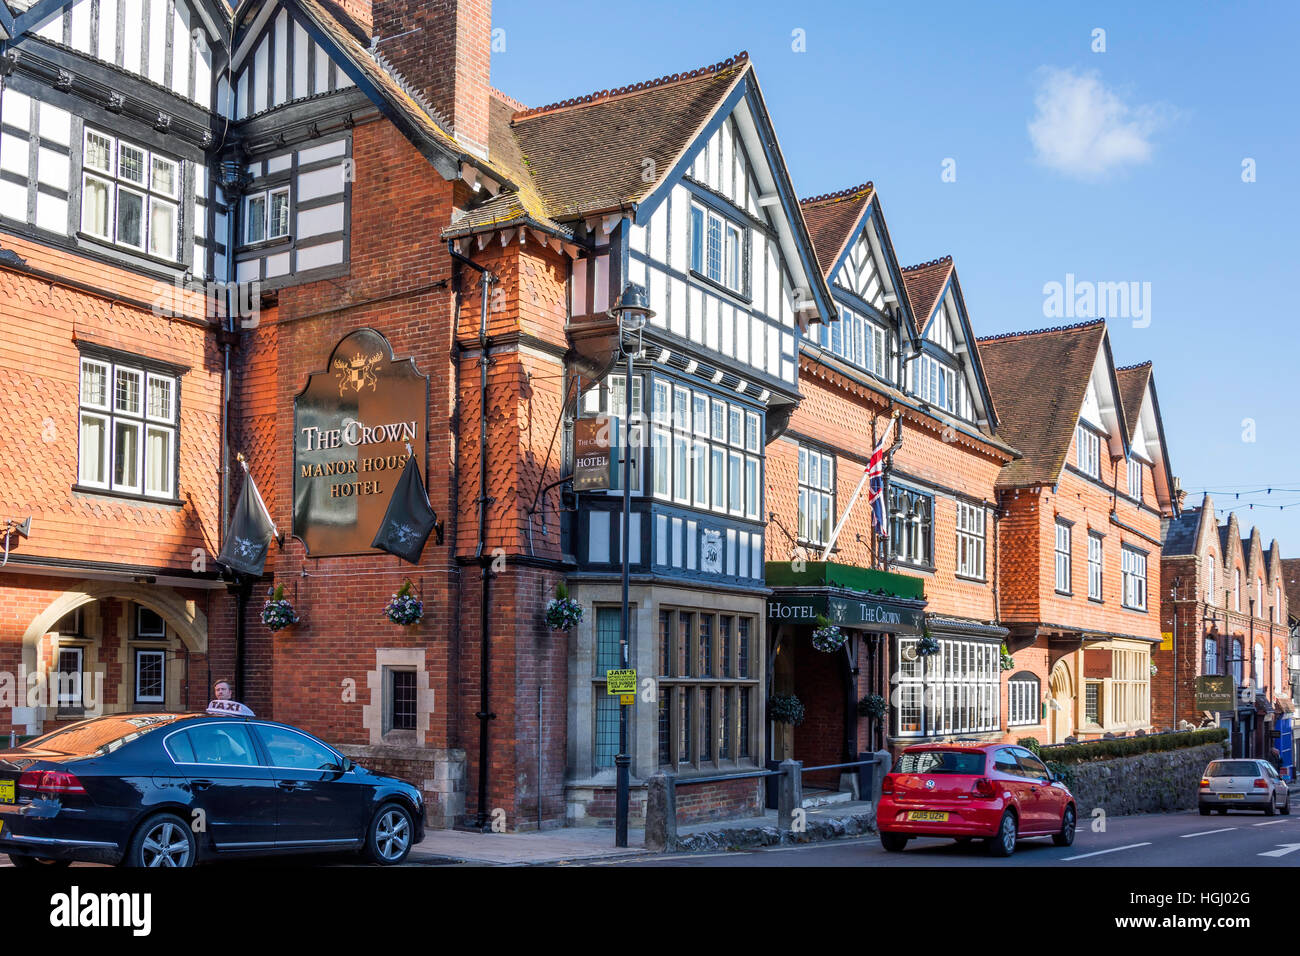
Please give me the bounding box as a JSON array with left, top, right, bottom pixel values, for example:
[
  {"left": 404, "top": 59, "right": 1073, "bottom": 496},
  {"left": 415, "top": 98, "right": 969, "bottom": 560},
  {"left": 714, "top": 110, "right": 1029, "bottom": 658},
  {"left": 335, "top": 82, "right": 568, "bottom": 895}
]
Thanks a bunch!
[
  {"left": 574, "top": 418, "right": 611, "bottom": 491},
  {"left": 701, "top": 529, "right": 722, "bottom": 574},
  {"left": 767, "top": 593, "right": 923, "bottom": 635},
  {"left": 293, "top": 328, "right": 428, "bottom": 557},
  {"left": 606, "top": 669, "right": 637, "bottom": 694},
  {"left": 1195, "top": 674, "right": 1236, "bottom": 712}
]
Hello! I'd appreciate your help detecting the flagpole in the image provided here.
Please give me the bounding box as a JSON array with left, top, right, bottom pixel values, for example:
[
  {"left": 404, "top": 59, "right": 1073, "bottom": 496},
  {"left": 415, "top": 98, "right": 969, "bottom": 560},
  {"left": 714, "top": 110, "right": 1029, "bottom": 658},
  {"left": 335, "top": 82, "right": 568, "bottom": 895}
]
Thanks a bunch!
[{"left": 820, "top": 413, "right": 897, "bottom": 560}]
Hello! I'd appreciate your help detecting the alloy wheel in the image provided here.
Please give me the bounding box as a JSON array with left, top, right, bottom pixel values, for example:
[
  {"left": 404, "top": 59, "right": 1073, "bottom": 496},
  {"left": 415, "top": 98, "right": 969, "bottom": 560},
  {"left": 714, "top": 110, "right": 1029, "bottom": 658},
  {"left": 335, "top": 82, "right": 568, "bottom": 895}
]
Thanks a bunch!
[
  {"left": 141, "top": 820, "right": 192, "bottom": 868},
  {"left": 1000, "top": 813, "right": 1016, "bottom": 854},
  {"left": 375, "top": 808, "right": 411, "bottom": 862}
]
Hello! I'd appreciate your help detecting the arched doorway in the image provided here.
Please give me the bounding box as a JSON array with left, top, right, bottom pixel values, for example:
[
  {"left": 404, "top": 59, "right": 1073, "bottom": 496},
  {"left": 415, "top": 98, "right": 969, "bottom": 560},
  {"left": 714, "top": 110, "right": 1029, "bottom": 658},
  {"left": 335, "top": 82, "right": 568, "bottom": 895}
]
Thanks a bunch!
[
  {"left": 18, "top": 582, "right": 209, "bottom": 734},
  {"left": 1048, "top": 660, "right": 1075, "bottom": 744}
]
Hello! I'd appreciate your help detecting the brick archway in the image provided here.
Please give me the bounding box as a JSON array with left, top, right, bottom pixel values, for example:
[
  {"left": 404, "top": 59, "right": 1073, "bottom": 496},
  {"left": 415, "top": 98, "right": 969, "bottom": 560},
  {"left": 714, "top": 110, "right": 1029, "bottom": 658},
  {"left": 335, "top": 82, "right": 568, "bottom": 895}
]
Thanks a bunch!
[{"left": 1048, "top": 659, "right": 1075, "bottom": 744}]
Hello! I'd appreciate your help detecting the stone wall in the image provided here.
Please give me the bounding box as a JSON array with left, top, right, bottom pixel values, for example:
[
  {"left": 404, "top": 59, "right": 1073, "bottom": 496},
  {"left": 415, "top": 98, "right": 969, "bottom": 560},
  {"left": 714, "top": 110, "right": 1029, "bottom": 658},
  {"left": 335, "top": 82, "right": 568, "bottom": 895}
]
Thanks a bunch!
[{"left": 1063, "top": 740, "right": 1229, "bottom": 818}]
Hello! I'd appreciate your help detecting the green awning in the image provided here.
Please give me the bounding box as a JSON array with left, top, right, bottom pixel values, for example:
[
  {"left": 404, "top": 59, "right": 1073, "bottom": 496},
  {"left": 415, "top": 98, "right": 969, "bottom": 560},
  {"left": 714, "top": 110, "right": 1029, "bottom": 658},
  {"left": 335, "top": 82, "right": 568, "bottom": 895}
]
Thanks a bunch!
[{"left": 766, "top": 561, "right": 926, "bottom": 636}]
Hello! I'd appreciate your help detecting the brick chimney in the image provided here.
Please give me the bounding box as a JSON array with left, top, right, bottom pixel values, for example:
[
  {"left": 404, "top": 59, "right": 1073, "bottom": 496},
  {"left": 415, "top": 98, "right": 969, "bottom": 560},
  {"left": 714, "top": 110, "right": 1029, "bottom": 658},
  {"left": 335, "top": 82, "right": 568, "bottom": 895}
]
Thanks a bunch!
[{"left": 370, "top": 0, "right": 491, "bottom": 157}]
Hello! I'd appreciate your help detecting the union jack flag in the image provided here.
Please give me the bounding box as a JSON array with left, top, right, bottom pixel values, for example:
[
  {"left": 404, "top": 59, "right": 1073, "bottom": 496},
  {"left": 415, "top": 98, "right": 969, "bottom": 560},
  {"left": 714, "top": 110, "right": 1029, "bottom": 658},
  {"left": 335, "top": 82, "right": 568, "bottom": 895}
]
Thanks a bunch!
[{"left": 866, "top": 419, "right": 897, "bottom": 536}]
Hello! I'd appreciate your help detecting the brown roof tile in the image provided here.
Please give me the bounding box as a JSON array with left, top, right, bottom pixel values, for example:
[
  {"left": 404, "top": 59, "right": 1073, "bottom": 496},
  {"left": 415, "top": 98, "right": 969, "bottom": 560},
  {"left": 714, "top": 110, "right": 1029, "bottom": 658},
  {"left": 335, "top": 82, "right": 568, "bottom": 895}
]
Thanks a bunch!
[
  {"left": 900, "top": 256, "right": 953, "bottom": 336},
  {"left": 509, "top": 53, "right": 750, "bottom": 220},
  {"left": 975, "top": 320, "right": 1107, "bottom": 488},
  {"left": 799, "top": 184, "right": 874, "bottom": 278}
]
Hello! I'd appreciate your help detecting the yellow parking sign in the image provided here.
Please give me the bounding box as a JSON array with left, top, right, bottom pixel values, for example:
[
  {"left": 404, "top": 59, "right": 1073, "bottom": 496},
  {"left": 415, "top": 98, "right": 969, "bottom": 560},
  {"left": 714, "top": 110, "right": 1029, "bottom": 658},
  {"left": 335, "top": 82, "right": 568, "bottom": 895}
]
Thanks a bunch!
[{"left": 606, "top": 669, "right": 637, "bottom": 694}]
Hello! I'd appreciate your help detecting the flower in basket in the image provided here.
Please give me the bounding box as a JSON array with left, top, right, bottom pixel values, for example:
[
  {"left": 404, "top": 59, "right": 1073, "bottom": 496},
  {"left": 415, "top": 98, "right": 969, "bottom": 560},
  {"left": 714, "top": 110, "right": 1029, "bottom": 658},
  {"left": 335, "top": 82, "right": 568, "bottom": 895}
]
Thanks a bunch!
[
  {"left": 1000, "top": 643, "right": 1016, "bottom": 671},
  {"left": 917, "top": 629, "right": 940, "bottom": 656},
  {"left": 385, "top": 579, "right": 424, "bottom": 626},
  {"left": 1149, "top": 662, "right": 1158, "bottom": 676},
  {"left": 767, "top": 693, "right": 806, "bottom": 726},
  {"left": 810, "top": 614, "right": 848, "bottom": 653},
  {"left": 544, "top": 582, "right": 583, "bottom": 631},
  {"left": 857, "top": 693, "right": 887, "bottom": 720},
  {"left": 261, "top": 584, "right": 299, "bottom": 633}
]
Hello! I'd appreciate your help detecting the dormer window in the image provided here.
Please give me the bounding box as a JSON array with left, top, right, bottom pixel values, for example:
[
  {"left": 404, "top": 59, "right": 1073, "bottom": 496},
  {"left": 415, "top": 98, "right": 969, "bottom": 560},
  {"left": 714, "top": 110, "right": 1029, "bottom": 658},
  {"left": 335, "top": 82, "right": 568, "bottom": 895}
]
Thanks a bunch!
[
  {"left": 1075, "top": 424, "right": 1100, "bottom": 478},
  {"left": 690, "top": 203, "right": 744, "bottom": 294},
  {"left": 913, "top": 354, "right": 958, "bottom": 414}
]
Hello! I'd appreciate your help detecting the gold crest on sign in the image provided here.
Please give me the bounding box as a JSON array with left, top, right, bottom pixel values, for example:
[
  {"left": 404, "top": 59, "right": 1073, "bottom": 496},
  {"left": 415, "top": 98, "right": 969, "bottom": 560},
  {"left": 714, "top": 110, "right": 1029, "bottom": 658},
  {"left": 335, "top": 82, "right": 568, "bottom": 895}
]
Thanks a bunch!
[{"left": 333, "top": 351, "right": 382, "bottom": 394}]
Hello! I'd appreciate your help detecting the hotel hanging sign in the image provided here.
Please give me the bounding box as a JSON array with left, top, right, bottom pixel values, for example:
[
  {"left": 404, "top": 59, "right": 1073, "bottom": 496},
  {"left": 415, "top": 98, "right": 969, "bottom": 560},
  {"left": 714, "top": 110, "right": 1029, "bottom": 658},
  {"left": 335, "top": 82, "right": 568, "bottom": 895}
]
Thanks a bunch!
[
  {"left": 293, "top": 328, "right": 429, "bottom": 557},
  {"left": 767, "top": 593, "right": 923, "bottom": 635}
]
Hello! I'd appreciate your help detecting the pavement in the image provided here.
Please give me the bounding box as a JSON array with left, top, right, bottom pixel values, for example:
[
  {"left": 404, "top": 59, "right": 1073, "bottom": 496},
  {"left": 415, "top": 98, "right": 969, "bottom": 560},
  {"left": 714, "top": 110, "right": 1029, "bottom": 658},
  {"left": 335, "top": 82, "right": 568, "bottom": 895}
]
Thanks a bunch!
[{"left": 408, "top": 800, "right": 873, "bottom": 865}]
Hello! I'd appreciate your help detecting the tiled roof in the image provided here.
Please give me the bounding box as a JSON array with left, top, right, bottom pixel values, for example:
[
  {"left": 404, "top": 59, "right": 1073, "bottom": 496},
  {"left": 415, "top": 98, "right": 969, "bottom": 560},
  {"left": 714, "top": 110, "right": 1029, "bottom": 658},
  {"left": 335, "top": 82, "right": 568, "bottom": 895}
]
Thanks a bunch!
[
  {"left": 1282, "top": 558, "right": 1300, "bottom": 619},
  {"left": 1162, "top": 507, "right": 1204, "bottom": 556},
  {"left": 799, "top": 184, "right": 874, "bottom": 278},
  {"left": 509, "top": 53, "right": 751, "bottom": 220},
  {"left": 900, "top": 257, "right": 953, "bottom": 336},
  {"left": 975, "top": 320, "right": 1107, "bottom": 488},
  {"left": 1115, "top": 362, "right": 1151, "bottom": 439}
]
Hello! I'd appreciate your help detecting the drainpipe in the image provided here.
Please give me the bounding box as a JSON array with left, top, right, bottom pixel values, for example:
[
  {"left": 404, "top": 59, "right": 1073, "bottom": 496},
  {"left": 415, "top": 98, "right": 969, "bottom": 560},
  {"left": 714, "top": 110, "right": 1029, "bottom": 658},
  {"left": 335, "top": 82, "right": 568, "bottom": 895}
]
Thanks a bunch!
[{"left": 449, "top": 239, "right": 495, "bottom": 830}]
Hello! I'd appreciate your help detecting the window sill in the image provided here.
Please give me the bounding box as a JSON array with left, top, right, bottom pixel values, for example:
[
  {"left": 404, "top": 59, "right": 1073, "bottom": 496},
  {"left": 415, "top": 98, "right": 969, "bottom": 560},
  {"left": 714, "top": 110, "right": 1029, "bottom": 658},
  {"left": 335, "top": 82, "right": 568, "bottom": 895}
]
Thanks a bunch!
[
  {"left": 1055, "top": 589, "right": 1073, "bottom": 597},
  {"left": 1088, "top": 597, "right": 1105, "bottom": 605},
  {"left": 688, "top": 268, "right": 752, "bottom": 307},
  {"left": 72, "top": 484, "right": 184, "bottom": 508},
  {"left": 955, "top": 573, "right": 987, "bottom": 584},
  {"left": 1121, "top": 605, "right": 1149, "bottom": 614},
  {"left": 891, "top": 560, "right": 936, "bottom": 575},
  {"left": 237, "top": 234, "right": 294, "bottom": 254},
  {"left": 76, "top": 231, "right": 184, "bottom": 271}
]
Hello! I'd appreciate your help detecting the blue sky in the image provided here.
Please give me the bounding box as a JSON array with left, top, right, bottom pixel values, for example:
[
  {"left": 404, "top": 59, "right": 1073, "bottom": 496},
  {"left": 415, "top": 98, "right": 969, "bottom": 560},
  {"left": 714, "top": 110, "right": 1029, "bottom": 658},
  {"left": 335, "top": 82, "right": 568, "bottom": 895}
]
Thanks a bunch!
[{"left": 492, "top": 0, "right": 1300, "bottom": 551}]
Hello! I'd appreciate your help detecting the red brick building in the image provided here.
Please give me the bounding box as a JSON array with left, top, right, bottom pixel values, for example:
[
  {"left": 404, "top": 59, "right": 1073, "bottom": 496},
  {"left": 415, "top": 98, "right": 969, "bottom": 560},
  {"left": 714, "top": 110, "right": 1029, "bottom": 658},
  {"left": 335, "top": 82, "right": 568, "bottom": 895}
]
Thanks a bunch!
[
  {"left": 977, "top": 322, "right": 1179, "bottom": 744},
  {"left": 764, "top": 185, "right": 1017, "bottom": 793},
  {"left": 1156, "top": 496, "right": 1292, "bottom": 762}
]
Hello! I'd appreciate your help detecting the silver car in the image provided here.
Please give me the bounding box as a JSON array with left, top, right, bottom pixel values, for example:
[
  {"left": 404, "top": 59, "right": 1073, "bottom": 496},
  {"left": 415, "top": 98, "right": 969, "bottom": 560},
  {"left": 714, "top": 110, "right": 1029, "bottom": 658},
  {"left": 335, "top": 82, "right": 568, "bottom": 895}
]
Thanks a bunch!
[{"left": 1198, "top": 759, "right": 1291, "bottom": 815}]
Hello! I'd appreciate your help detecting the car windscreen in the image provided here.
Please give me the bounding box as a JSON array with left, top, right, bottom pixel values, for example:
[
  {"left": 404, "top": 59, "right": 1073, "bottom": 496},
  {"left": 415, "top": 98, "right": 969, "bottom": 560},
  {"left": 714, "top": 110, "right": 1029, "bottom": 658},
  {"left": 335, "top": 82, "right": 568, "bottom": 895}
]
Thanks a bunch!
[
  {"left": 1207, "top": 760, "right": 1261, "bottom": 777},
  {"left": 894, "top": 751, "right": 986, "bottom": 775},
  {"left": 21, "top": 714, "right": 186, "bottom": 757}
]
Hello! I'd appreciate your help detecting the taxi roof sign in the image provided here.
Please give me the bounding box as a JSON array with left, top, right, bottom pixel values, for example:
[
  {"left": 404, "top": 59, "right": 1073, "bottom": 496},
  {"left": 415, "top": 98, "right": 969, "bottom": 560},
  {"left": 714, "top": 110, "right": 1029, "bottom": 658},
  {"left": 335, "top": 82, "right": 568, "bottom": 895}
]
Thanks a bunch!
[{"left": 206, "top": 699, "right": 255, "bottom": 717}]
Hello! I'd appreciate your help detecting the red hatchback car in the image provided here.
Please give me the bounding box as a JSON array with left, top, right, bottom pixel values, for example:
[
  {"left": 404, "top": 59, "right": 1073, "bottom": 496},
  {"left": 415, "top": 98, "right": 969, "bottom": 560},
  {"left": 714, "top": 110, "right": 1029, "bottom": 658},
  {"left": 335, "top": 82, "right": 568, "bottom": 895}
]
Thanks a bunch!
[{"left": 877, "top": 743, "right": 1077, "bottom": 857}]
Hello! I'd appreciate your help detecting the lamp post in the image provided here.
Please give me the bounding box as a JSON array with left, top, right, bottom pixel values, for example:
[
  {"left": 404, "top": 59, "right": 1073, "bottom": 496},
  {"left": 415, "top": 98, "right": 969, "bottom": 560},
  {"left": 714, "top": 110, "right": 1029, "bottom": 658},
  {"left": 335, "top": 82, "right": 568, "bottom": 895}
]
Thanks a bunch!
[{"left": 609, "top": 282, "right": 653, "bottom": 848}]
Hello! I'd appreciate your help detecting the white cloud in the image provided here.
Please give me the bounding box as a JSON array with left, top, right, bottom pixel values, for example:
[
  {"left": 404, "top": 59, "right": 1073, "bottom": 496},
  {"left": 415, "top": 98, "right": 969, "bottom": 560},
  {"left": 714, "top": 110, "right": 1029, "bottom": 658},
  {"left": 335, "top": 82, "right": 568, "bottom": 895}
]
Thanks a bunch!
[{"left": 1028, "top": 68, "right": 1172, "bottom": 181}]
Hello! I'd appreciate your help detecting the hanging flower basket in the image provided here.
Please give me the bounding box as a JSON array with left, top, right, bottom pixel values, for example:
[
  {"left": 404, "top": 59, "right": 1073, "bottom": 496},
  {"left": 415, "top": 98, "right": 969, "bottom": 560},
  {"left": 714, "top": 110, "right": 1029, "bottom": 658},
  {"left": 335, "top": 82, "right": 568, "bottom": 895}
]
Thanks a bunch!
[
  {"left": 857, "top": 693, "right": 887, "bottom": 720},
  {"left": 385, "top": 579, "right": 424, "bottom": 626},
  {"left": 810, "top": 614, "right": 848, "bottom": 653},
  {"left": 917, "top": 630, "right": 940, "bottom": 657},
  {"left": 1000, "top": 643, "right": 1016, "bottom": 672},
  {"left": 1149, "top": 662, "right": 1158, "bottom": 676},
  {"left": 262, "top": 584, "right": 299, "bottom": 633},
  {"left": 767, "top": 693, "right": 806, "bottom": 726},
  {"left": 544, "top": 582, "right": 583, "bottom": 631}
]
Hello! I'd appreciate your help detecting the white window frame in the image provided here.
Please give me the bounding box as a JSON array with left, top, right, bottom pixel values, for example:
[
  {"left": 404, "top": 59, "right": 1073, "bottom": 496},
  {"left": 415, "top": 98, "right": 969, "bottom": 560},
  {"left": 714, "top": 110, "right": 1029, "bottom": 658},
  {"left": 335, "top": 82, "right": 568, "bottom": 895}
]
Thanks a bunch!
[
  {"left": 1126, "top": 457, "right": 1142, "bottom": 499},
  {"left": 245, "top": 185, "right": 291, "bottom": 245},
  {"left": 55, "top": 645, "right": 84, "bottom": 708},
  {"left": 1008, "top": 675, "right": 1040, "bottom": 727},
  {"left": 136, "top": 604, "right": 166, "bottom": 638},
  {"left": 1055, "top": 521, "right": 1072, "bottom": 594},
  {"left": 798, "top": 446, "right": 835, "bottom": 546},
  {"left": 1088, "top": 532, "right": 1103, "bottom": 601},
  {"left": 689, "top": 201, "right": 745, "bottom": 294},
  {"left": 895, "top": 637, "right": 999, "bottom": 737},
  {"left": 81, "top": 128, "right": 181, "bottom": 260},
  {"left": 1122, "top": 546, "right": 1148, "bottom": 611},
  {"left": 955, "top": 501, "right": 985, "bottom": 580},
  {"left": 1076, "top": 424, "right": 1100, "bottom": 478},
  {"left": 135, "top": 648, "right": 166, "bottom": 704},
  {"left": 79, "top": 355, "right": 179, "bottom": 500}
]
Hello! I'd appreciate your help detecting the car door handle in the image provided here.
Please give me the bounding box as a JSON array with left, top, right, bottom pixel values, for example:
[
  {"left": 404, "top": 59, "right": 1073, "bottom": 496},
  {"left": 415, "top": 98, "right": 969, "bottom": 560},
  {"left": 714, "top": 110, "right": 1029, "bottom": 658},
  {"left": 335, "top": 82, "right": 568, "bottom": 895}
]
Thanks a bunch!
[
  {"left": 190, "top": 779, "right": 213, "bottom": 792},
  {"left": 277, "top": 781, "right": 306, "bottom": 791}
]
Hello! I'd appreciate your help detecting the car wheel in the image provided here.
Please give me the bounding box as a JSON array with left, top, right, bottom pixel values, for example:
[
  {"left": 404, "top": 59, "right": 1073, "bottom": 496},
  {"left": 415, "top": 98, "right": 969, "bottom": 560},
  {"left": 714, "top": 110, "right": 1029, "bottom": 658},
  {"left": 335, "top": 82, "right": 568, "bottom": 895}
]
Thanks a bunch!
[
  {"left": 879, "top": 831, "right": 908, "bottom": 852},
  {"left": 987, "top": 811, "right": 1017, "bottom": 857},
  {"left": 1052, "top": 805, "right": 1076, "bottom": 847},
  {"left": 8, "top": 854, "right": 71, "bottom": 869},
  {"left": 1283, "top": 797, "right": 1292, "bottom": 816},
  {"left": 1265, "top": 795, "right": 1277, "bottom": 816},
  {"left": 126, "top": 812, "right": 195, "bottom": 868},
  {"left": 1198, "top": 806, "right": 1211, "bottom": 816},
  {"left": 363, "top": 802, "right": 414, "bottom": 865}
]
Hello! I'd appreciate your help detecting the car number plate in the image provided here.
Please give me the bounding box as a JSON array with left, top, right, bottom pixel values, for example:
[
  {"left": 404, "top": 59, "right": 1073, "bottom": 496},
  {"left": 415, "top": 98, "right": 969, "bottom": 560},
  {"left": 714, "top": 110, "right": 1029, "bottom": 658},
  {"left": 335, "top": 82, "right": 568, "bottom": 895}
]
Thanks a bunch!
[
  {"left": 908, "top": 811, "right": 949, "bottom": 821},
  {"left": 0, "top": 780, "right": 12, "bottom": 804},
  {"left": 1218, "top": 793, "right": 1245, "bottom": 800}
]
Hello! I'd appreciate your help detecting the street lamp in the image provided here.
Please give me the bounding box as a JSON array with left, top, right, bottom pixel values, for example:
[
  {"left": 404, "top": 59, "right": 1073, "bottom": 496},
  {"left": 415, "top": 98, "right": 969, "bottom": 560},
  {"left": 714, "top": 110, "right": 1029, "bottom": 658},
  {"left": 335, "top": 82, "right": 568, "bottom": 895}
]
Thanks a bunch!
[{"left": 609, "top": 282, "right": 653, "bottom": 848}]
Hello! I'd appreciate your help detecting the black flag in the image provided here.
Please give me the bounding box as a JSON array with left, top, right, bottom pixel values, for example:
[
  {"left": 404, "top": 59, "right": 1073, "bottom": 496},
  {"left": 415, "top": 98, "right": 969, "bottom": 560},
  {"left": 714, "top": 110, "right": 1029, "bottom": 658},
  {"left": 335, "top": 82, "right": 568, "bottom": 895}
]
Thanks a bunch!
[
  {"left": 216, "top": 468, "right": 277, "bottom": 577},
  {"left": 371, "top": 454, "right": 436, "bottom": 563}
]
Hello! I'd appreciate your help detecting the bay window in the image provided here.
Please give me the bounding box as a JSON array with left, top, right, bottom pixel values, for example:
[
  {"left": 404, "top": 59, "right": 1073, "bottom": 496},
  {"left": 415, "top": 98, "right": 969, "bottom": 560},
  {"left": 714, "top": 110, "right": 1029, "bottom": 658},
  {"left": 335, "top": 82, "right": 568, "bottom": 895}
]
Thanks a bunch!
[
  {"left": 78, "top": 352, "right": 179, "bottom": 500},
  {"left": 893, "top": 637, "right": 999, "bottom": 737},
  {"left": 81, "top": 128, "right": 181, "bottom": 260}
]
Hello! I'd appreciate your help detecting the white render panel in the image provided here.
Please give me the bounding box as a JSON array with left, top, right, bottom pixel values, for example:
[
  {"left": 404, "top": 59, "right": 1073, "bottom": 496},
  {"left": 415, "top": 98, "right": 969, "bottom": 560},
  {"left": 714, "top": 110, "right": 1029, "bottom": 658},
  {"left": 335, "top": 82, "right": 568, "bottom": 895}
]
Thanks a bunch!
[
  {"left": 273, "top": 10, "right": 289, "bottom": 107},
  {"left": 720, "top": 123, "right": 732, "bottom": 201},
  {"left": 3, "top": 89, "right": 31, "bottom": 132},
  {"left": 297, "top": 164, "right": 345, "bottom": 200},
  {"left": 669, "top": 277, "right": 686, "bottom": 329},
  {"left": 122, "top": 0, "right": 144, "bottom": 74},
  {"left": 297, "top": 139, "right": 347, "bottom": 165},
  {"left": 314, "top": 43, "right": 329, "bottom": 94},
  {"left": 253, "top": 38, "right": 268, "bottom": 113},
  {"left": 649, "top": 202, "right": 667, "bottom": 262},
  {"left": 237, "top": 259, "right": 259, "bottom": 282},
  {"left": 590, "top": 512, "right": 610, "bottom": 563},
  {"left": 671, "top": 517, "right": 683, "bottom": 568},
  {"left": 36, "top": 14, "right": 61, "bottom": 41},
  {"left": 751, "top": 315, "right": 764, "bottom": 368},
  {"left": 735, "top": 305, "right": 748, "bottom": 360},
  {"left": 235, "top": 69, "right": 248, "bottom": 120},
  {"left": 264, "top": 251, "right": 290, "bottom": 277},
  {"left": 0, "top": 180, "right": 27, "bottom": 222},
  {"left": 686, "top": 286, "right": 700, "bottom": 341},
  {"left": 37, "top": 146, "right": 69, "bottom": 189},
  {"left": 751, "top": 234, "right": 766, "bottom": 311},
  {"left": 668, "top": 185, "right": 688, "bottom": 273},
  {"left": 705, "top": 295, "right": 718, "bottom": 351},
  {"left": 336, "top": 64, "right": 354, "bottom": 89},
  {"left": 70, "top": 0, "right": 92, "bottom": 53},
  {"left": 726, "top": 529, "right": 737, "bottom": 576},
  {"left": 766, "top": 245, "right": 778, "bottom": 319},
  {"left": 171, "top": 10, "right": 191, "bottom": 102},
  {"left": 571, "top": 259, "right": 588, "bottom": 315},
  {"left": 629, "top": 511, "right": 641, "bottom": 564},
  {"left": 266, "top": 154, "right": 292, "bottom": 174},
  {"left": 593, "top": 254, "right": 609, "bottom": 313},
  {"left": 656, "top": 514, "right": 668, "bottom": 566},
  {"left": 722, "top": 302, "right": 734, "bottom": 357},
  {"left": 648, "top": 265, "right": 665, "bottom": 321},
  {"left": 296, "top": 202, "right": 343, "bottom": 238},
  {"left": 0, "top": 133, "right": 29, "bottom": 176},
  {"left": 295, "top": 240, "right": 343, "bottom": 271},
  {"left": 293, "top": 21, "right": 311, "bottom": 100},
  {"left": 630, "top": 221, "right": 646, "bottom": 254},
  {"left": 38, "top": 102, "right": 70, "bottom": 147},
  {"left": 752, "top": 534, "right": 763, "bottom": 578},
  {"left": 686, "top": 519, "right": 697, "bottom": 571},
  {"left": 147, "top": 0, "right": 167, "bottom": 84},
  {"left": 194, "top": 34, "right": 213, "bottom": 110},
  {"left": 767, "top": 326, "right": 779, "bottom": 377},
  {"left": 628, "top": 256, "right": 647, "bottom": 291},
  {"left": 35, "top": 192, "right": 66, "bottom": 233}
]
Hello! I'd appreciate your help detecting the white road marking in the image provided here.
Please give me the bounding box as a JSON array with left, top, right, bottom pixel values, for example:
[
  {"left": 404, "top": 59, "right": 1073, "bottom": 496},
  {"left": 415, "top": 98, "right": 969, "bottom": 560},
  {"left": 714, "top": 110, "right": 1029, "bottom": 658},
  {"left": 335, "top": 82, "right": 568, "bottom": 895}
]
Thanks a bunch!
[
  {"left": 1180, "top": 827, "right": 1238, "bottom": 838},
  {"left": 1254, "top": 820, "right": 1288, "bottom": 826},
  {"left": 1258, "top": 843, "right": 1300, "bottom": 858},
  {"left": 1061, "top": 842, "right": 1151, "bottom": 861}
]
